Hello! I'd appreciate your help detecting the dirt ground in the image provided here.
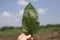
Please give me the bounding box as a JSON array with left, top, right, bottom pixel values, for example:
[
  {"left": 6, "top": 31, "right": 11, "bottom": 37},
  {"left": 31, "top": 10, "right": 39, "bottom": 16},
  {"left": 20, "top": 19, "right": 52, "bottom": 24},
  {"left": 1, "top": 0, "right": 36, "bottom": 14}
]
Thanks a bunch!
[{"left": 0, "top": 31, "right": 60, "bottom": 40}]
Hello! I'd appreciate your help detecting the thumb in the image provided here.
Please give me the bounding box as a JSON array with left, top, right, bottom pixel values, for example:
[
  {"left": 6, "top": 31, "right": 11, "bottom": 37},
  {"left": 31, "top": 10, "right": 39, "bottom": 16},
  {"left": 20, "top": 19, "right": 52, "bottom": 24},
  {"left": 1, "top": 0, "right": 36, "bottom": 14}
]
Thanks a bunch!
[{"left": 26, "top": 35, "right": 31, "bottom": 39}]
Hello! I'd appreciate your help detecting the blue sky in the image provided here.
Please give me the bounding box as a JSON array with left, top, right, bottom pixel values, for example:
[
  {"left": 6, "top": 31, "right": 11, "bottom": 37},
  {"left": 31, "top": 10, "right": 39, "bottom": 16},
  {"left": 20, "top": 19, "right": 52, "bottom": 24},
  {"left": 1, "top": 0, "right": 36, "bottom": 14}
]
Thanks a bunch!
[{"left": 0, "top": 0, "right": 60, "bottom": 27}]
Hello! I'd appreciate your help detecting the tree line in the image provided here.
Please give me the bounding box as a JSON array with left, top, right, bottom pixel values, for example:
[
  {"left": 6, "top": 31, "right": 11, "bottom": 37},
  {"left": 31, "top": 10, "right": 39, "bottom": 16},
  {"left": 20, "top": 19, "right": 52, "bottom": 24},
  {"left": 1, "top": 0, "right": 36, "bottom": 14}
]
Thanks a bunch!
[{"left": 0, "top": 24, "right": 60, "bottom": 31}]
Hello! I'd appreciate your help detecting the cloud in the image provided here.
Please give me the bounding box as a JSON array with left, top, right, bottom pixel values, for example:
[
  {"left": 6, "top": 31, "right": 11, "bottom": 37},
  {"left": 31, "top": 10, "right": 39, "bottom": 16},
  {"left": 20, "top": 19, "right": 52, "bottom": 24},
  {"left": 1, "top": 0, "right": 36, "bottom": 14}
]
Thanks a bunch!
[
  {"left": 19, "top": 10, "right": 24, "bottom": 16},
  {"left": 1, "top": 11, "right": 16, "bottom": 22},
  {"left": 17, "top": 0, "right": 28, "bottom": 6},
  {"left": 30, "top": 0, "right": 39, "bottom": 2},
  {"left": 38, "top": 8, "right": 48, "bottom": 14},
  {"left": 2, "top": 11, "right": 11, "bottom": 17},
  {"left": 0, "top": 11, "right": 22, "bottom": 27}
]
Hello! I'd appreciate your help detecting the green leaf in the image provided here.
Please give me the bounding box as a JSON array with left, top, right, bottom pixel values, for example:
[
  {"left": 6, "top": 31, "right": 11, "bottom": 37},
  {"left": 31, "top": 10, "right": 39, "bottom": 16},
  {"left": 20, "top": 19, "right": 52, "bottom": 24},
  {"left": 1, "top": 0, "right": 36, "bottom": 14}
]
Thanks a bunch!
[{"left": 22, "top": 3, "right": 40, "bottom": 35}]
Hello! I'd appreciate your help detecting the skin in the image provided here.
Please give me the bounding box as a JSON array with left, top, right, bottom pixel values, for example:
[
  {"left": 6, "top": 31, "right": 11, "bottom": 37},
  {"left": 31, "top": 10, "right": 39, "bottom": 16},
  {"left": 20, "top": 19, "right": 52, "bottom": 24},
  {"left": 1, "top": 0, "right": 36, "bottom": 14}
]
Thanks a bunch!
[{"left": 18, "top": 33, "right": 33, "bottom": 40}]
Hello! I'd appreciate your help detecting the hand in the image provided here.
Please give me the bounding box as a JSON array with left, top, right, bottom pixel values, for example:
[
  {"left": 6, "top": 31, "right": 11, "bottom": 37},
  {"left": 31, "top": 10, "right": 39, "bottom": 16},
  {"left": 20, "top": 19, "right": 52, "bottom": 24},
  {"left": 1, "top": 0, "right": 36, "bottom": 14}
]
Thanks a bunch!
[{"left": 18, "top": 33, "right": 33, "bottom": 40}]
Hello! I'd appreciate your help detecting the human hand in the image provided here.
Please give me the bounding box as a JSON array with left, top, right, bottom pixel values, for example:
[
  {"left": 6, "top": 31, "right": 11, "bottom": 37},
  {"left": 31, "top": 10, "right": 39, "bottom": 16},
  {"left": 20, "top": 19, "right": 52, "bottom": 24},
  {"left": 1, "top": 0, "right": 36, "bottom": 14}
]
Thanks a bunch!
[{"left": 18, "top": 33, "right": 33, "bottom": 40}]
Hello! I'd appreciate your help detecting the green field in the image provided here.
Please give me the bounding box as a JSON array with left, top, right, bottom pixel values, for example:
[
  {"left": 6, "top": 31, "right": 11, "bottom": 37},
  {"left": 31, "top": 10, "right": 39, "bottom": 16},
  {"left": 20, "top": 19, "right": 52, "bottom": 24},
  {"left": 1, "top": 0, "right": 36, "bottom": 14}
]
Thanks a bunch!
[
  {"left": 0, "top": 28, "right": 22, "bottom": 36},
  {"left": 0, "top": 26, "right": 60, "bottom": 36},
  {"left": 39, "top": 26, "right": 60, "bottom": 33}
]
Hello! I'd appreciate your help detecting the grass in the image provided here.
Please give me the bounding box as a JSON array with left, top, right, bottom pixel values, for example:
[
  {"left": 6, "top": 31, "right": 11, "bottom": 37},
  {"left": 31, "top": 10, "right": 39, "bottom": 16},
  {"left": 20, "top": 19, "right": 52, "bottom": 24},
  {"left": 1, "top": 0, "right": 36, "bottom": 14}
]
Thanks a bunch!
[
  {"left": 0, "top": 26, "right": 60, "bottom": 36},
  {"left": 38, "top": 26, "right": 60, "bottom": 33},
  {"left": 0, "top": 29, "right": 22, "bottom": 36}
]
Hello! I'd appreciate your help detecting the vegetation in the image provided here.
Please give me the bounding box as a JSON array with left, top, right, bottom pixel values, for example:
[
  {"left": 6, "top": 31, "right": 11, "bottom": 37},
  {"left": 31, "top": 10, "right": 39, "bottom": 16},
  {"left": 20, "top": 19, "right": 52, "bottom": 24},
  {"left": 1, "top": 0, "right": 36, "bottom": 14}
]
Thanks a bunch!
[
  {"left": 0, "top": 27, "right": 22, "bottom": 36},
  {"left": 0, "top": 24, "right": 60, "bottom": 36},
  {"left": 0, "top": 3, "right": 60, "bottom": 36},
  {"left": 22, "top": 3, "right": 39, "bottom": 35},
  {"left": 39, "top": 25, "right": 60, "bottom": 33}
]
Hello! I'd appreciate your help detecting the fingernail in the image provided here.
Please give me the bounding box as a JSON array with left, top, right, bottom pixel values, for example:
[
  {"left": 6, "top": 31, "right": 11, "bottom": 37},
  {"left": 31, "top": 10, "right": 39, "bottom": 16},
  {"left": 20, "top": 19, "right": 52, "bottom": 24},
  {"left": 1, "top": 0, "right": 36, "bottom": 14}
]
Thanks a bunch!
[{"left": 28, "top": 35, "right": 31, "bottom": 37}]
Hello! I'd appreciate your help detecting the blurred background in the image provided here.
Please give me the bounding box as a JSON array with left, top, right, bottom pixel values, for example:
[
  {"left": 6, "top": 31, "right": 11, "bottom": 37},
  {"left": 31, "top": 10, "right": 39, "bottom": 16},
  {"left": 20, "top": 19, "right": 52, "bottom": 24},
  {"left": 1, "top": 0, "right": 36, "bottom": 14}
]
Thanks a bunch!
[{"left": 0, "top": 0, "right": 60, "bottom": 40}]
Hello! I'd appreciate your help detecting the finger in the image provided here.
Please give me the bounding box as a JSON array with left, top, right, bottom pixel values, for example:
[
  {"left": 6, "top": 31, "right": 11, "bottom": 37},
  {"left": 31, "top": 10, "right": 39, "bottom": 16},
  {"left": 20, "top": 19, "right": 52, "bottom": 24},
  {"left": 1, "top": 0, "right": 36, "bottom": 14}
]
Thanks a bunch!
[
  {"left": 26, "top": 35, "right": 31, "bottom": 39},
  {"left": 19, "top": 33, "right": 25, "bottom": 37},
  {"left": 18, "top": 33, "right": 25, "bottom": 40},
  {"left": 31, "top": 37, "right": 33, "bottom": 40}
]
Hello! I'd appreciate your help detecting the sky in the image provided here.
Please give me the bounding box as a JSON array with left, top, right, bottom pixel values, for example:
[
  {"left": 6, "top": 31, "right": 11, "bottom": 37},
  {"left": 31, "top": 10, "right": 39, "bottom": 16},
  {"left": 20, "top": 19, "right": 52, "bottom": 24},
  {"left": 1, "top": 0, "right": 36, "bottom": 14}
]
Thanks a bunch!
[{"left": 0, "top": 0, "right": 60, "bottom": 27}]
